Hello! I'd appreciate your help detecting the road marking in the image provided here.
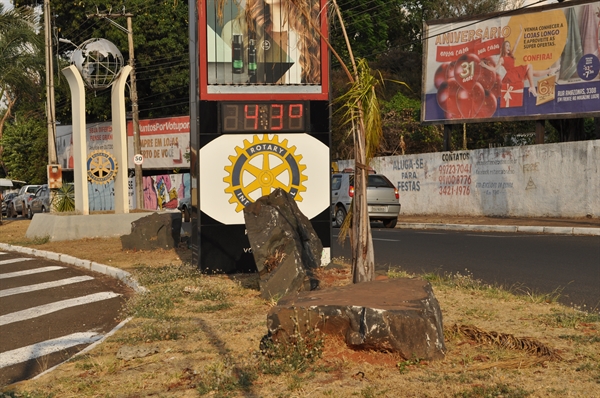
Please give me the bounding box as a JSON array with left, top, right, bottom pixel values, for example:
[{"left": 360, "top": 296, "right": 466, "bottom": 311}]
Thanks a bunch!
[
  {"left": 0, "top": 258, "right": 34, "bottom": 266},
  {"left": 0, "top": 266, "right": 65, "bottom": 279},
  {"left": 465, "top": 234, "right": 544, "bottom": 238},
  {"left": 0, "top": 276, "right": 94, "bottom": 298},
  {"left": 0, "top": 332, "right": 103, "bottom": 369},
  {"left": 333, "top": 234, "right": 399, "bottom": 242},
  {"left": 416, "top": 232, "right": 447, "bottom": 235},
  {"left": 0, "top": 292, "right": 121, "bottom": 326}
]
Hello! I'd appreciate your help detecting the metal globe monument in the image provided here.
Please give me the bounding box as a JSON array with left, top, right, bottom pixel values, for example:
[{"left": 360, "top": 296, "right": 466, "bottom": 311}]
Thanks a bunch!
[
  {"left": 63, "top": 37, "right": 132, "bottom": 215},
  {"left": 71, "top": 38, "right": 124, "bottom": 90}
]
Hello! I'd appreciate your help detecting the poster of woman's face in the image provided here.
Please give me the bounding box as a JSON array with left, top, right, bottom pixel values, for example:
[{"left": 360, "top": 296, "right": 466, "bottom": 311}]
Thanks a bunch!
[{"left": 206, "top": 0, "right": 322, "bottom": 86}]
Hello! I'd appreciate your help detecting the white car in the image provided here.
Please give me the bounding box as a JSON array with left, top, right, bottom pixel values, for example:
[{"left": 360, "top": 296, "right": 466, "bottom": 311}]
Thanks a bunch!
[{"left": 331, "top": 172, "right": 401, "bottom": 228}]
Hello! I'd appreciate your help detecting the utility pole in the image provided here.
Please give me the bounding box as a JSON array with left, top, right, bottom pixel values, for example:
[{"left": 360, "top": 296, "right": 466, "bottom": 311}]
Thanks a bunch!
[
  {"left": 88, "top": 10, "right": 143, "bottom": 209},
  {"left": 44, "top": 0, "right": 57, "bottom": 165}
]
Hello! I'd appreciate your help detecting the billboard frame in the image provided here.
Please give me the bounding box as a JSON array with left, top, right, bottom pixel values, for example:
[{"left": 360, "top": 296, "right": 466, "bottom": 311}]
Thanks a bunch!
[
  {"left": 198, "top": 0, "right": 330, "bottom": 101},
  {"left": 421, "top": 0, "right": 600, "bottom": 125}
]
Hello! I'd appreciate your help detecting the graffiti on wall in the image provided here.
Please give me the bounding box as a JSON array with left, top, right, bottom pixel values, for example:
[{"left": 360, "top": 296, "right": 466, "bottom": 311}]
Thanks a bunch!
[
  {"left": 85, "top": 174, "right": 191, "bottom": 211},
  {"left": 143, "top": 173, "right": 191, "bottom": 211}
]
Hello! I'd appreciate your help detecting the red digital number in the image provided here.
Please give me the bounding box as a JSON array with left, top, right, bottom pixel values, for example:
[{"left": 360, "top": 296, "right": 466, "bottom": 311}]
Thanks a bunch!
[
  {"left": 223, "top": 105, "right": 238, "bottom": 131},
  {"left": 270, "top": 104, "right": 283, "bottom": 130},
  {"left": 289, "top": 104, "right": 303, "bottom": 129},
  {"left": 244, "top": 105, "right": 259, "bottom": 130}
]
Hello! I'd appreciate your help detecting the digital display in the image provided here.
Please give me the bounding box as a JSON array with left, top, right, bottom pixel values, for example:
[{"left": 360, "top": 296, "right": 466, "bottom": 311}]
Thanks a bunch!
[{"left": 221, "top": 102, "right": 307, "bottom": 132}]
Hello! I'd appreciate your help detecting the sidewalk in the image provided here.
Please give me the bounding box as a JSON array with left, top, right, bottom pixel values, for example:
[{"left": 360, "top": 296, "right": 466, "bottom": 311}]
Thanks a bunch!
[{"left": 395, "top": 215, "right": 600, "bottom": 236}]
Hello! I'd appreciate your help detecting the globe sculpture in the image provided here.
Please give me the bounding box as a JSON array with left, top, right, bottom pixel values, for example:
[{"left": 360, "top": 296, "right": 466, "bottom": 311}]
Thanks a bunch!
[{"left": 71, "top": 38, "right": 124, "bottom": 90}]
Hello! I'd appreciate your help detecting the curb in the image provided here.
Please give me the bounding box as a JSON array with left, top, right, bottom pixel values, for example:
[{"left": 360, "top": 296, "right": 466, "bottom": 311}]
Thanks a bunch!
[
  {"left": 0, "top": 243, "right": 146, "bottom": 293},
  {"left": 396, "top": 223, "right": 600, "bottom": 236}
]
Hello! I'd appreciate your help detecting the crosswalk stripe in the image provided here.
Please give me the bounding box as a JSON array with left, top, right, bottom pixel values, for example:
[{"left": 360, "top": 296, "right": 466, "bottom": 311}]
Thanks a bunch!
[
  {"left": 0, "top": 266, "right": 65, "bottom": 279},
  {"left": 0, "top": 332, "right": 103, "bottom": 369},
  {"left": 0, "top": 292, "right": 121, "bottom": 326},
  {"left": 0, "top": 276, "right": 94, "bottom": 297},
  {"left": 0, "top": 258, "right": 34, "bottom": 266}
]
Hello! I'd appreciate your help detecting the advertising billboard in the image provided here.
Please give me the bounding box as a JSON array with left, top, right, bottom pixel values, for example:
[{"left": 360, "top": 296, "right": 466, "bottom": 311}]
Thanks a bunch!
[
  {"left": 56, "top": 116, "right": 191, "bottom": 170},
  {"left": 200, "top": 0, "right": 329, "bottom": 99},
  {"left": 421, "top": 0, "right": 600, "bottom": 124}
]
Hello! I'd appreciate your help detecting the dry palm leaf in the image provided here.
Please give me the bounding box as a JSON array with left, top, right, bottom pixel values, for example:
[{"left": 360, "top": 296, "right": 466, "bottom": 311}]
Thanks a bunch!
[{"left": 449, "top": 324, "right": 562, "bottom": 361}]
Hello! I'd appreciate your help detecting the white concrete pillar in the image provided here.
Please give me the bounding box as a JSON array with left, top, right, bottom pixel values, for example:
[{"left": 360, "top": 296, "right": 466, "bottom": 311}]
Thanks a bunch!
[
  {"left": 62, "top": 65, "right": 89, "bottom": 215},
  {"left": 111, "top": 65, "right": 132, "bottom": 214}
]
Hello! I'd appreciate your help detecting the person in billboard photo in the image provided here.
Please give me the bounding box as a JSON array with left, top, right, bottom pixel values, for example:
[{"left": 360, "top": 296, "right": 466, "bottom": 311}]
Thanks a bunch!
[
  {"left": 218, "top": 0, "right": 321, "bottom": 84},
  {"left": 480, "top": 25, "right": 559, "bottom": 98}
]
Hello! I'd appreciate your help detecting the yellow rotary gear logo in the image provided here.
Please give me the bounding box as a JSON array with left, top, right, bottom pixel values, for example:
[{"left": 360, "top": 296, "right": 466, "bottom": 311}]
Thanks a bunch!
[
  {"left": 87, "top": 150, "right": 118, "bottom": 185},
  {"left": 224, "top": 134, "right": 307, "bottom": 212}
]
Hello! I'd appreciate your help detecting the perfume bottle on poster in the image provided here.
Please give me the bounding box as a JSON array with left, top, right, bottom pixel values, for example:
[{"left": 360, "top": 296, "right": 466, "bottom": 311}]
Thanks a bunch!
[
  {"left": 232, "top": 34, "right": 244, "bottom": 74},
  {"left": 248, "top": 39, "right": 257, "bottom": 82}
]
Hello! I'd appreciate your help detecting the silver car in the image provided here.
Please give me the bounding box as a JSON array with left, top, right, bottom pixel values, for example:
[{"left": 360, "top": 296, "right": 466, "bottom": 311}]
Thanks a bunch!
[
  {"left": 27, "top": 184, "right": 51, "bottom": 219},
  {"left": 331, "top": 172, "right": 401, "bottom": 228}
]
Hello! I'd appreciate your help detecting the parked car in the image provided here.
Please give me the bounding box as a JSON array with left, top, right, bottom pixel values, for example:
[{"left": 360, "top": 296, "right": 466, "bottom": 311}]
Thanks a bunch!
[
  {"left": 27, "top": 184, "right": 51, "bottom": 219},
  {"left": 2, "top": 192, "right": 17, "bottom": 217},
  {"left": 331, "top": 172, "right": 401, "bottom": 228},
  {"left": 9, "top": 184, "right": 41, "bottom": 218}
]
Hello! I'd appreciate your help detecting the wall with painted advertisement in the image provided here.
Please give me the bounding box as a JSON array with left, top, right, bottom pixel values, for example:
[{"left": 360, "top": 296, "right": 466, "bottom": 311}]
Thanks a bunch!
[
  {"left": 336, "top": 140, "right": 600, "bottom": 218},
  {"left": 422, "top": 0, "right": 600, "bottom": 124},
  {"left": 126, "top": 116, "right": 191, "bottom": 169},
  {"left": 57, "top": 116, "right": 191, "bottom": 170},
  {"left": 55, "top": 117, "right": 191, "bottom": 211}
]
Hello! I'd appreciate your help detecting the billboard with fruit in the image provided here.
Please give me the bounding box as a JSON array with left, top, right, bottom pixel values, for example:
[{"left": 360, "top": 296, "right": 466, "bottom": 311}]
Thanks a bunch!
[{"left": 421, "top": 0, "right": 600, "bottom": 124}]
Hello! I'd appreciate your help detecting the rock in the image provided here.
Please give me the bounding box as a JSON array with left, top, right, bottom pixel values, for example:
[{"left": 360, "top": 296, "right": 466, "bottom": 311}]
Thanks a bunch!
[
  {"left": 116, "top": 345, "right": 160, "bottom": 360},
  {"left": 121, "top": 212, "right": 182, "bottom": 251},
  {"left": 266, "top": 278, "right": 446, "bottom": 360},
  {"left": 244, "top": 188, "right": 322, "bottom": 299}
]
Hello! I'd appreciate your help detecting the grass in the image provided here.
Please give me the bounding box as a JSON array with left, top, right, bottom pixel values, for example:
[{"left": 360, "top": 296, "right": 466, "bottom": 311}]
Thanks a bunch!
[
  {"left": 454, "top": 383, "right": 530, "bottom": 398},
  {"left": 1, "top": 221, "right": 600, "bottom": 397}
]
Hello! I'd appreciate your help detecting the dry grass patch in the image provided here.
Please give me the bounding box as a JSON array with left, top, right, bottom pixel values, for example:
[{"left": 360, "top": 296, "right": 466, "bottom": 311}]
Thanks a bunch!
[{"left": 1, "top": 220, "right": 599, "bottom": 397}]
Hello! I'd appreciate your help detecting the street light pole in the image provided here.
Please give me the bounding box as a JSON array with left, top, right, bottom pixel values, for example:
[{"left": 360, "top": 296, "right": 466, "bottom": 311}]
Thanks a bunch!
[
  {"left": 126, "top": 15, "right": 143, "bottom": 210},
  {"left": 44, "top": 0, "right": 57, "bottom": 165},
  {"left": 87, "top": 11, "right": 143, "bottom": 209}
]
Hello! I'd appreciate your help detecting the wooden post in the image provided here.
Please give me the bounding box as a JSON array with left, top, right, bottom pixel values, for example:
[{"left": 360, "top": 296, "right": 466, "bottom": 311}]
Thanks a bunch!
[
  {"left": 535, "top": 120, "right": 545, "bottom": 144},
  {"left": 443, "top": 124, "right": 452, "bottom": 151}
]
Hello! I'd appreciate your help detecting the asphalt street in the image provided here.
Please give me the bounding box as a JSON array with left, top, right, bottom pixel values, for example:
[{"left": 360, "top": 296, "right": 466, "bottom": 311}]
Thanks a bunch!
[
  {"left": 0, "top": 251, "right": 133, "bottom": 386},
  {"left": 332, "top": 227, "right": 600, "bottom": 310}
]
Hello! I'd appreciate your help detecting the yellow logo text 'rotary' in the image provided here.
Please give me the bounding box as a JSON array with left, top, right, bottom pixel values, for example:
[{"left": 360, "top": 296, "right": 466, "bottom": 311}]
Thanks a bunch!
[
  {"left": 87, "top": 150, "right": 118, "bottom": 184},
  {"left": 223, "top": 135, "right": 307, "bottom": 212}
]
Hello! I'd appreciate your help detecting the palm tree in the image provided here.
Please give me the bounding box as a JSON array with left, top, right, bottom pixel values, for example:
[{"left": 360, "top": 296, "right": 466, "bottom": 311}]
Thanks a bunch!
[
  {"left": 0, "top": 4, "right": 44, "bottom": 175},
  {"left": 332, "top": 0, "right": 393, "bottom": 283},
  {"left": 336, "top": 59, "right": 383, "bottom": 283},
  {"left": 294, "top": 0, "right": 386, "bottom": 283}
]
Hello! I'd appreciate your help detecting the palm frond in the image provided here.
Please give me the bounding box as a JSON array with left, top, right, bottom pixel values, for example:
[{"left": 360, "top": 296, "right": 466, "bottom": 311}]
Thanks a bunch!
[{"left": 335, "top": 59, "right": 383, "bottom": 164}]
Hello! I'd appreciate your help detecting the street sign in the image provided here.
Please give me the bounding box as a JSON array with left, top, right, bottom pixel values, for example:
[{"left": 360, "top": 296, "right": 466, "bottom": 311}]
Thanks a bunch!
[{"left": 133, "top": 154, "right": 143, "bottom": 165}]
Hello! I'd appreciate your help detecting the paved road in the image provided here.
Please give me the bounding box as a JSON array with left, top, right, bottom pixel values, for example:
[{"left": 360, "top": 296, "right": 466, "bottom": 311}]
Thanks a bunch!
[
  {"left": 0, "top": 251, "right": 133, "bottom": 386},
  {"left": 332, "top": 227, "right": 600, "bottom": 310}
]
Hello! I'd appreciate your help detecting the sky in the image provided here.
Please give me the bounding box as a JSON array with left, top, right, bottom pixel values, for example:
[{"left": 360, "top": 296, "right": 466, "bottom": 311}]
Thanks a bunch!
[{"left": 1, "top": 0, "right": 12, "bottom": 10}]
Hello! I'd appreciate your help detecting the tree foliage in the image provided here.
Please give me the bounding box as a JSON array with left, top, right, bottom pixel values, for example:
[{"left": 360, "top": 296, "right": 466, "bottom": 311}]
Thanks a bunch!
[
  {"left": 329, "top": 0, "right": 402, "bottom": 65},
  {"left": 16, "top": 0, "right": 190, "bottom": 124},
  {"left": 0, "top": 3, "right": 45, "bottom": 176},
  {"left": 1, "top": 113, "right": 48, "bottom": 184}
]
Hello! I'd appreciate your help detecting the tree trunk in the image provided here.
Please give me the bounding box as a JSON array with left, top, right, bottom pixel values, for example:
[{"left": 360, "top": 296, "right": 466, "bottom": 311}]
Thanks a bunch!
[{"left": 351, "top": 118, "right": 374, "bottom": 283}]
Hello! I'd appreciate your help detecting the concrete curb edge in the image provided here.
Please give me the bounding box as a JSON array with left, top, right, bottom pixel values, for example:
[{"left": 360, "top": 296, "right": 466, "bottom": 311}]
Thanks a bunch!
[
  {"left": 396, "top": 223, "right": 600, "bottom": 236},
  {"left": 0, "top": 243, "right": 146, "bottom": 293}
]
